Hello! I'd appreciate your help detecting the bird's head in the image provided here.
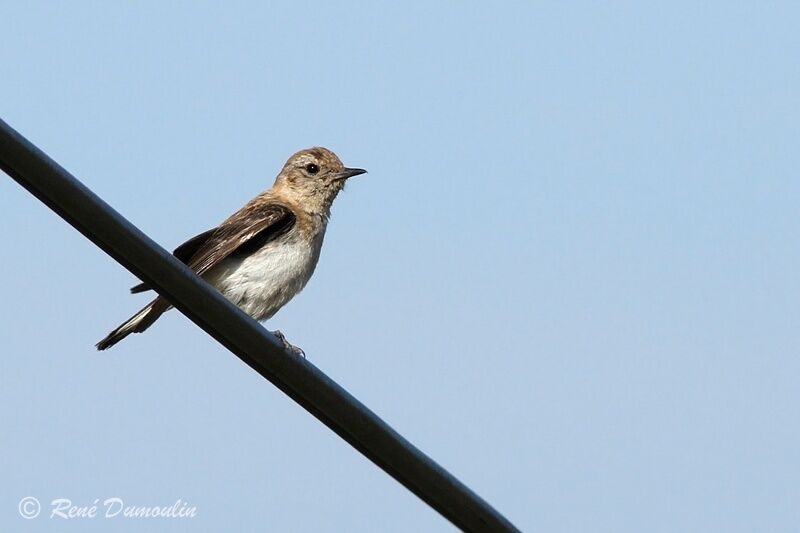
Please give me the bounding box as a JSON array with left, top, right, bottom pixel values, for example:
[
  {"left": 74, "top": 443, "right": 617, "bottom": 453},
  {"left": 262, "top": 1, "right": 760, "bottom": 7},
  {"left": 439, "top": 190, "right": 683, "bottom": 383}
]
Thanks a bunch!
[{"left": 273, "top": 147, "right": 366, "bottom": 215}]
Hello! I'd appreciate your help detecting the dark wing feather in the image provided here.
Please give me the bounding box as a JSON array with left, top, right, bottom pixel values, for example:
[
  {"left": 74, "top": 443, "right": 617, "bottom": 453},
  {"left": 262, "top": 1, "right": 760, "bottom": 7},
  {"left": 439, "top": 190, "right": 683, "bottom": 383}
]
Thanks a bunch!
[
  {"left": 185, "top": 202, "right": 295, "bottom": 276},
  {"left": 129, "top": 201, "right": 295, "bottom": 294},
  {"left": 98, "top": 201, "right": 294, "bottom": 351},
  {"left": 130, "top": 229, "right": 217, "bottom": 293},
  {"left": 174, "top": 229, "right": 218, "bottom": 263}
]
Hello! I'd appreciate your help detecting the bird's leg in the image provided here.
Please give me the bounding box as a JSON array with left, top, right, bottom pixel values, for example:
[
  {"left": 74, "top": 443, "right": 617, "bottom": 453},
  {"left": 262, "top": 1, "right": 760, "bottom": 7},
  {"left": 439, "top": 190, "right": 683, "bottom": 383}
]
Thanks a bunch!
[{"left": 270, "top": 330, "right": 306, "bottom": 358}]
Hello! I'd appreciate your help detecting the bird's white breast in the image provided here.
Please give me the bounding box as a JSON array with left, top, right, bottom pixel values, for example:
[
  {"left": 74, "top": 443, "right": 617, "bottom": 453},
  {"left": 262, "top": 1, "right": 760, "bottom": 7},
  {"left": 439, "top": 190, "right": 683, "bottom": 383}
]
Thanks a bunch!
[{"left": 204, "top": 230, "right": 325, "bottom": 321}]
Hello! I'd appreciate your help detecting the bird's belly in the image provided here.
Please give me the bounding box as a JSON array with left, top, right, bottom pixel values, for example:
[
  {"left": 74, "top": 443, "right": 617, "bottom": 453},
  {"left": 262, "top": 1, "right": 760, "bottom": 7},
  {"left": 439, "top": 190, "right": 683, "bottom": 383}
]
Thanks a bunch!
[{"left": 204, "top": 238, "right": 321, "bottom": 321}]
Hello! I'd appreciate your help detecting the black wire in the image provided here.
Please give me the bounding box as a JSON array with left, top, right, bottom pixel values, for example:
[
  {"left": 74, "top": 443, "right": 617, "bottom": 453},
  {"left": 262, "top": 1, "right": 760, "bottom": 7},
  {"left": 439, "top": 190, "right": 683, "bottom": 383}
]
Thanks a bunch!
[{"left": 0, "top": 118, "right": 520, "bottom": 532}]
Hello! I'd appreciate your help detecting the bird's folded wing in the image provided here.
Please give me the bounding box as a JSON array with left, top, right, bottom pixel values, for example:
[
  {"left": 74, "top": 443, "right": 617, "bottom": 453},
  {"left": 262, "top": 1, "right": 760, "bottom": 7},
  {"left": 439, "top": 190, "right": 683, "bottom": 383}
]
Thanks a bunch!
[
  {"left": 187, "top": 202, "right": 295, "bottom": 274},
  {"left": 130, "top": 201, "right": 296, "bottom": 294}
]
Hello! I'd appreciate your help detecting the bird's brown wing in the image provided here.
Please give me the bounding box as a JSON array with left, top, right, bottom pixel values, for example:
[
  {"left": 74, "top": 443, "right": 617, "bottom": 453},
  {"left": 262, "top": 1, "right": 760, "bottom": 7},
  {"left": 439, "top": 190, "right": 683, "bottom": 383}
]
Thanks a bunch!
[
  {"left": 174, "top": 229, "right": 218, "bottom": 263},
  {"left": 129, "top": 201, "right": 295, "bottom": 293},
  {"left": 185, "top": 201, "right": 295, "bottom": 275},
  {"left": 130, "top": 228, "right": 217, "bottom": 293},
  {"left": 97, "top": 201, "right": 296, "bottom": 350}
]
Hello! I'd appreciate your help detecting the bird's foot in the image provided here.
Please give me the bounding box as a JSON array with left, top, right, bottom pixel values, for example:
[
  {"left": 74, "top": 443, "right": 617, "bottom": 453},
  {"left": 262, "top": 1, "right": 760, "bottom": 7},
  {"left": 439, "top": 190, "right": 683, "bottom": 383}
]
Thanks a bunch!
[{"left": 270, "top": 330, "right": 306, "bottom": 358}]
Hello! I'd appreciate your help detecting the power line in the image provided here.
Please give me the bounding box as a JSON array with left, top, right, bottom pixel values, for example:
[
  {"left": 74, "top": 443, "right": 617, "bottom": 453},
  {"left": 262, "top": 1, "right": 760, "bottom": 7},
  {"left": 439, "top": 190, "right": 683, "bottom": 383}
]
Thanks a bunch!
[{"left": 0, "top": 118, "right": 520, "bottom": 532}]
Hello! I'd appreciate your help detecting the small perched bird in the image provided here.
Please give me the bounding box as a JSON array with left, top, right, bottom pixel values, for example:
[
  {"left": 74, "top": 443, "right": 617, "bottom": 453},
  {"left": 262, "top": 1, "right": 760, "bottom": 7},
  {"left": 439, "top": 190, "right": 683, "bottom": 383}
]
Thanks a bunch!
[{"left": 96, "top": 147, "right": 366, "bottom": 353}]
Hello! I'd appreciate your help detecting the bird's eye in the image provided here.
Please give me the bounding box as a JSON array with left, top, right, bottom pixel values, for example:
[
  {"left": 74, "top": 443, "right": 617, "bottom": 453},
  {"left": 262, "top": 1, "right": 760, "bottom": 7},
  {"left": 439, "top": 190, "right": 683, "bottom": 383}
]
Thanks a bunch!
[{"left": 305, "top": 163, "right": 320, "bottom": 175}]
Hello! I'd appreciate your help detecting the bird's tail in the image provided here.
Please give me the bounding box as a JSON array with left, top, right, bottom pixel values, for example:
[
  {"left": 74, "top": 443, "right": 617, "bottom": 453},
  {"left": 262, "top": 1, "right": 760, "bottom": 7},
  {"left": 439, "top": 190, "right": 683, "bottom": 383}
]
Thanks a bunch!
[{"left": 96, "top": 298, "right": 170, "bottom": 351}]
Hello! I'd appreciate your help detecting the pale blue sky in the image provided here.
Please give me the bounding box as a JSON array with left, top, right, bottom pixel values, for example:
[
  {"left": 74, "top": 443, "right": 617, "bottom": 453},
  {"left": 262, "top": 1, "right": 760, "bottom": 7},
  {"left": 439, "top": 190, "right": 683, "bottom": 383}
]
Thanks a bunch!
[{"left": 2, "top": 2, "right": 799, "bottom": 532}]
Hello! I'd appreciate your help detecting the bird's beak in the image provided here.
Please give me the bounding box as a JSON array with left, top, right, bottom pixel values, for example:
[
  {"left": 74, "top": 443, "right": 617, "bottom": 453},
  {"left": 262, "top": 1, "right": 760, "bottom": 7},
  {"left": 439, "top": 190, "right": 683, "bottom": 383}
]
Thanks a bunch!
[{"left": 335, "top": 167, "right": 367, "bottom": 180}]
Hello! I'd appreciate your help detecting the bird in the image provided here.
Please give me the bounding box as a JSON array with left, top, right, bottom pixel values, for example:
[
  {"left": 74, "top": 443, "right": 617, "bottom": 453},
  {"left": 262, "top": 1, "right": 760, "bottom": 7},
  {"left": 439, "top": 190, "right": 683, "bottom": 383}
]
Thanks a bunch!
[{"left": 96, "top": 147, "right": 366, "bottom": 353}]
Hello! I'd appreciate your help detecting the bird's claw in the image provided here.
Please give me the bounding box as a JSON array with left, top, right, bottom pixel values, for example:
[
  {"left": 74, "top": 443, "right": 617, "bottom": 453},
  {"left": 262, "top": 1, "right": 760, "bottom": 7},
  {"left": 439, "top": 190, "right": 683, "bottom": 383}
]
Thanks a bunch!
[{"left": 270, "top": 330, "right": 306, "bottom": 358}]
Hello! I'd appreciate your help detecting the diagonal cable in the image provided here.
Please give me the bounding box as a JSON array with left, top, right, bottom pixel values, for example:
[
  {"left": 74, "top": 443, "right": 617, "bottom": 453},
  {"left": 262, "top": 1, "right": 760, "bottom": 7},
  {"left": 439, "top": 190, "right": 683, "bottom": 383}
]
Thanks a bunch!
[{"left": 0, "top": 118, "right": 520, "bottom": 532}]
